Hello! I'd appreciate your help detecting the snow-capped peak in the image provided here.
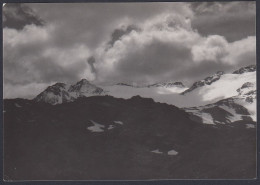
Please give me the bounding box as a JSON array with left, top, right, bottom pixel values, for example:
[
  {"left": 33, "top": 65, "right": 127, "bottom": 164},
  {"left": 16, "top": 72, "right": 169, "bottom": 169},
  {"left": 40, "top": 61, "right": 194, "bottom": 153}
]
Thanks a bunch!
[
  {"left": 34, "top": 79, "right": 106, "bottom": 105},
  {"left": 232, "top": 65, "right": 256, "bottom": 74},
  {"left": 69, "top": 79, "right": 92, "bottom": 92},
  {"left": 181, "top": 71, "right": 224, "bottom": 95},
  {"left": 45, "top": 82, "right": 69, "bottom": 92},
  {"left": 77, "top": 79, "right": 91, "bottom": 84},
  {"left": 69, "top": 79, "right": 106, "bottom": 97},
  {"left": 34, "top": 82, "right": 73, "bottom": 105},
  {"left": 236, "top": 82, "right": 256, "bottom": 96}
]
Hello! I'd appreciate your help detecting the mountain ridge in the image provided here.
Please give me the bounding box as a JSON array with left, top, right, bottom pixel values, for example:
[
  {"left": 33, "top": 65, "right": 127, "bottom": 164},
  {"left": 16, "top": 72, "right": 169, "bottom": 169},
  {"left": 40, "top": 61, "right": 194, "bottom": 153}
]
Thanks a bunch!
[{"left": 33, "top": 64, "right": 256, "bottom": 107}]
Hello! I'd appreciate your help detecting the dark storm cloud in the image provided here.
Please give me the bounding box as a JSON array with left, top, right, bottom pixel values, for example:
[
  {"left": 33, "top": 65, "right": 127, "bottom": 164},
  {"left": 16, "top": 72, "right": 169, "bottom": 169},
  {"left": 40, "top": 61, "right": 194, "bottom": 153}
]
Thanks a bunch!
[
  {"left": 113, "top": 41, "right": 192, "bottom": 83},
  {"left": 87, "top": 56, "right": 96, "bottom": 73},
  {"left": 108, "top": 25, "right": 140, "bottom": 47},
  {"left": 191, "top": 1, "right": 255, "bottom": 42},
  {"left": 34, "top": 58, "right": 89, "bottom": 83},
  {"left": 3, "top": 3, "right": 44, "bottom": 30}
]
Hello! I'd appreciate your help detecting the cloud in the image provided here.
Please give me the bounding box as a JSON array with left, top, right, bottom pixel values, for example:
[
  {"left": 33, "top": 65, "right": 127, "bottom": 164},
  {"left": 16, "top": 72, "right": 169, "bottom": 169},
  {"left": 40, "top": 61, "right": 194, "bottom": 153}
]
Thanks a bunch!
[
  {"left": 4, "top": 82, "right": 52, "bottom": 99},
  {"left": 3, "top": 3, "right": 44, "bottom": 30},
  {"left": 3, "top": 2, "right": 256, "bottom": 98},
  {"left": 108, "top": 25, "right": 140, "bottom": 47},
  {"left": 191, "top": 35, "right": 256, "bottom": 67},
  {"left": 87, "top": 56, "right": 97, "bottom": 74},
  {"left": 93, "top": 12, "right": 255, "bottom": 85},
  {"left": 3, "top": 24, "right": 94, "bottom": 99},
  {"left": 223, "top": 36, "right": 256, "bottom": 66},
  {"left": 191, "top": 1, "right": 256, "bottom": 42},
  {"left": 93, "top": 13, "right": 198, "bottom": 84},
  {"left": 4, "top": 24, "right": 95, "bottom": 86},
  {"left": 191, "top": 35, "right": 229, "bottom": 63}
]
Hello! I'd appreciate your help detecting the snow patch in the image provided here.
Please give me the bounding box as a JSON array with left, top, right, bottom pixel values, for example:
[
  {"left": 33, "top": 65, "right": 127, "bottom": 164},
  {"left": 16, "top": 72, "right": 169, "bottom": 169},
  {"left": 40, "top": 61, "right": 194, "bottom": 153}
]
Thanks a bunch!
[
  {"left": 108, "top": 125, "right": 114, "bottom": 130},
  {"left": 201, "top": 112, "right": 214, "bottom": 124},
  {"left": 151, "top": 149, "right": 163, "bottom": 154},
  {"left": 87, "top": 120, "right": 105, "bottom": 132},
  {"left": 15, "top": 103, "right": 22, "bottom": 108},
  {"left": 246, "top": 124, "right": 255, "bottom": 129},
  {"left": 167, "top": 149, "right": 178, "bottom": 155},
  {"left": 156, "top": 86, "right": 188, "bottom": 94},
  {"left": 114, "top": 121, "right": 123, "bottom": 125},
  {"left": 101, "top": 72, "right": 256, "bottom": 108}
]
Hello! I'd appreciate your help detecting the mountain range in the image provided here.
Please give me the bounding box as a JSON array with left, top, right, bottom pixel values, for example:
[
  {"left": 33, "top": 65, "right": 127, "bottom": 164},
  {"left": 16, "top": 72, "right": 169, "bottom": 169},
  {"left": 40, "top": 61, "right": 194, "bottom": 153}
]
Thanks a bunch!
[
  {"left": 33, "top": 65, "right": 256, "bottom": 125},
  {"left": 3, "top": 64, "right": 256, "bottom": 180}
]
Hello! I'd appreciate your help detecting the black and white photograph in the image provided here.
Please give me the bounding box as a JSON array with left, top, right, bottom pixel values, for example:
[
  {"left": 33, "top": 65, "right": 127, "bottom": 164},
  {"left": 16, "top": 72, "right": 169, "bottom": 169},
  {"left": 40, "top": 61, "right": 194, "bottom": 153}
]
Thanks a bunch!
[{"left": 2, "top": 1, "right": 257, "bottom": 180}]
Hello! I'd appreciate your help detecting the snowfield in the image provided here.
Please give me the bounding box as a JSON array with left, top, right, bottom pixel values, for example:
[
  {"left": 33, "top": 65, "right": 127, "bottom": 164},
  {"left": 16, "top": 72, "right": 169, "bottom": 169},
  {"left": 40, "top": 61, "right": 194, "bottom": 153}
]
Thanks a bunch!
[
  {"left": 102, "top": 71, "right": 256, "bottom": 108},
  {"left": 199, "top": 72, "right": 256, "bottom": 102}
]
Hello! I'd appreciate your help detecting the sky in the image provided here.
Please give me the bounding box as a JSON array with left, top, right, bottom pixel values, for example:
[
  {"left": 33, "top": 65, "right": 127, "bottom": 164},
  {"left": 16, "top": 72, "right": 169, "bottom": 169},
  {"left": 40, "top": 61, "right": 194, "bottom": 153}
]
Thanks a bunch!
[{"left": 3, "top": 2, "right": 256, "bottom": 99}]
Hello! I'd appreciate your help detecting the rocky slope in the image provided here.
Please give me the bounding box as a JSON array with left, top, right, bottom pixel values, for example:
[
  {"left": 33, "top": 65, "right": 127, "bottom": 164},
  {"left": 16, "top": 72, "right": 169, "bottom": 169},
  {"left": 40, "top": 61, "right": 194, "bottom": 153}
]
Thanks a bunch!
[
  {"left": 4, "top": 96, "right": 256, "bottom": 180},
  {"left": 184, "top": 81, "right": 256, "bottom": 125}
]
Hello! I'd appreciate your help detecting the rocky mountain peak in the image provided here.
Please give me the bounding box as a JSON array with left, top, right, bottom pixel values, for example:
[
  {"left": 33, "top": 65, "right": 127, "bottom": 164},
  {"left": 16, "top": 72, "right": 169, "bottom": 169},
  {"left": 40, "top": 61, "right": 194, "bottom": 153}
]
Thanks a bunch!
[
  {"left": 236, "top": 82, "right": 256, "bottom": 99},
  {"left": 43, "top": 83, "right": 68, "bottom": 95},
  {"left": 34, "top": 79, "right": 106, "bottom": 105},
  {"left": 172, "top": 82, "right": 185, "bottom": 86},
  {"left": 148, "top": 81, "right": 186, "bottom": 88},
  {"left": 116, "top": 83, "right": 134, "bottom": 87},
  {"left": 181, "top": 71, "right": 224, "bottom": 95},
  {"left": 216, "top": 71, "right": 224, "bottom": 75},
  {"left": 53, "top": 82, "right": 67, "bottom": 87},
  {"left": 232, "top": 65, "right": 256, "bottom": 74},
  {"left": 77, "top": 79, "right": 90, "bottom": 84}
]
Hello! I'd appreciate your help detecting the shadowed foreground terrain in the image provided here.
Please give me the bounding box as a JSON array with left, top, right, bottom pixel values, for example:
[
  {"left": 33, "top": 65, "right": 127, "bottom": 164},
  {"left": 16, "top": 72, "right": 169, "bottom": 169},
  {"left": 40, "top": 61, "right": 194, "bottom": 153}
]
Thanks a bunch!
[{"left": 4, "top": 96, "right": 256, "bottom": 180}]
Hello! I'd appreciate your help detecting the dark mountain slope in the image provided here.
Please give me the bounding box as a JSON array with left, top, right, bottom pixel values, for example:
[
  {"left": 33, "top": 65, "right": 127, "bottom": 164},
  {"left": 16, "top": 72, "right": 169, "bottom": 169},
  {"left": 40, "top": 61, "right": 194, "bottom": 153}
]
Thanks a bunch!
[{"left": 3, "top": 96, "right": 256, "bottom": 180}]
